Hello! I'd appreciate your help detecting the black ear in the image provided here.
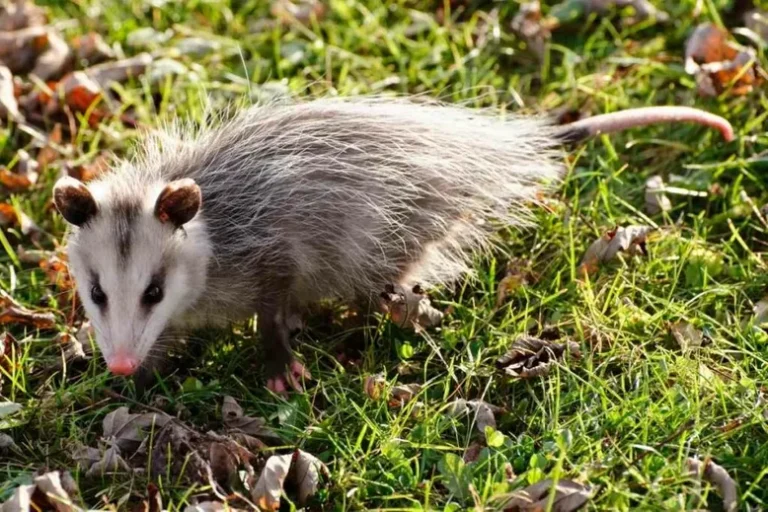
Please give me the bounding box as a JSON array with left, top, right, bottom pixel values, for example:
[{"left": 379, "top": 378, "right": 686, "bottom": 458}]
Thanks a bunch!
[
  {"left": 53, "top": 176, "right": 98, "bottom": 226},
  {"left": 154, "top": 179, "right": 202, "bottom": 227}
]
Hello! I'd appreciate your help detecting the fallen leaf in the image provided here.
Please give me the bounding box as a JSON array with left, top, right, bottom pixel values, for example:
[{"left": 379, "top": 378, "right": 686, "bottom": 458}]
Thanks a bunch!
[
  {"left": 271, "top": 0, "right": 325, "bottom": 25},
  {"left": 71, "top": 444, "right": 101, "bottom": 472},
  {"left": 85, "top": 444, "right": 132, "bottom": 477},
  {"left": 496, "top": 335, "right": 581, "bottom": 379},
  {"left": 36, "top": 123, "right": 63, "bottom": 168},
  {"left": 64, "top": 151, "right": 110, "bottom": 182},
  {"left": 209, "top": 442, "right": 239, "bottom": 486},
  {"left": 0, "top": 401, "right": 22, "bottom": 419},
  {"left": 0, "top": 65, "right": 22, "bottom": 120},
  {"left": 686, "top": 457, "right": 738, "bottom": 512},
  {"left": 126, "top": 27, "right": 173, "bottom": 49},
  {"left": 291, "top": 450, "right": 329, "bottom": 505},
  {"left": 39, "top": 251, "right": 75, "bottom": 291},
  {"left": 670, "top": 322, "right": 705, "bottom": 352},
  {"left": 251, "top": 452, "right": 292, "bottom": 511},
  {"left": 363, "top": 373, "right": 386, "bottom": 400},
  {"left": 0, "top": 25, "right": 49, "bottom": 74},
  {"left": 445, "top": 399, "right": 502, "bottom": 435},
  {"left": 102, "top": 406, "right": 171, "bottom": 452},
  {"left": 0, "top": 432, "right": 14, "bottom": 452},
  {"left": 0, "top": 471, "right": 81, "bottom": 512},
  {"left": 753, "top": 297, "right": 768, "bottom": 327},
  {"left": 496, "top": 478, "right": 592, "bottom": 512},
  {"left": 379, "top": 284, "right": 443, "bottom": 332},
  {"left": 388, "top": 383, "right": 422, "bottom": 407},
  {"left": 221, "top": 396, "right": 280, "bottom": 442},
  {"left": 31, "top": 29, "right": 73, "bottom": 81},
  {"left": 579, "top": 225, "right": 654, "bottom": 275},
  {"left": 645, "top": 175, "right": 672, "bottom": 215},
  {"left": 0, "top": 0, "right": 47, "bottom": 31},
  {"left": 71, "top": 33, "right": 114, "bottom": 65},
  {"left": 184, "top": 502, "right": 247, "bottom": 512},
  {"left": 685, "top": 23, "right": 760, "bottom": 97},
  {"left": 86, "top": 52, "right": 153, "bottom": 89},
  {"left": 496, "top": 259, "right": 535, "bottom": 308},
  {"left": 511, "top": 2, "right": 551, "bottom": 61},
  {"left": 0, "top": 290, "right": 56, "bottom": 329},
  {"left": 463, "top": 441, "right": 484, "bottom": 464}
]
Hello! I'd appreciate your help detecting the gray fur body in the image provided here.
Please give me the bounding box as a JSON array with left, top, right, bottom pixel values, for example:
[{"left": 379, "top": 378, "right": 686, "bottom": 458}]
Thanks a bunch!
[{"left": 59, "top": 97, "right": 564, "bottom": 385}]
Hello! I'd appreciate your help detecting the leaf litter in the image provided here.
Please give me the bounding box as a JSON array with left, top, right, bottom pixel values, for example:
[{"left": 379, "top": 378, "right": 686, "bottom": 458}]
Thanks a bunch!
[
  {"left": 495, "top": 478, "right": 593, "bottom": 512},
  {"left": 4, "top": 396, "right": 328, "bottom": 511},
  {"left": 497, "top": 335, "right": 581, "bottom": 379},
  {"left": 379, "top": 283, "right": 444, "bottom": 332},
  {"left": 579, "top": 225, "right": 654, "bottom": 276}
]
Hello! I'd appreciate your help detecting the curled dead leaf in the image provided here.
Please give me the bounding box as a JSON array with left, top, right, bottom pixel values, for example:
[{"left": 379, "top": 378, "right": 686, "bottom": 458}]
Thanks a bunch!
[
  {"left": 102, "top": 406, "right": 171, "bottom": 452},
  {"left": 388, "top": 383, "right": 422, "bottom": 407},
  {"left": 0, "top": 65, "right": 22, "bottom": 121},
  {"left": 497, "top": 335, "right": 581, "bottom": 379},
  {"left": 71, "top": 33, "right": 114, "bottom": 65},
  {"left": 0, "top": 25, "right": 49, "bottom": 74},
  {"left": 686, "top": 457, "right": 738, "bottom": 512},
  {"left": 31, "top": 29, "right": 73, "bottom": 81},
  {"left": 379, "top": 284, "right": 443, "bottom": 332},
  {"left": 579, "top": 225, "right": 653, "bottom": 276},
  {"left": 251, "top": 449, "right": 329, "bottom": 510},
  {"left": 645, "top": 175, "right": 672, "bottom": 215},
  {"left": 670, "top": 322, "right": 706, "bottom": 352},
  {"left": 0, "top": 470, "right": 81, "bottom": 512},
  {"left": 511, "top": 2, "right": 552, "bottom": 61},
  {"left": 495, "top": 478, "right": 592, "bottom": 512},
  {"left": 85, "top": 444, "right": 132, "bottom": 478},
  {"left": 0, "top": 0, "right": 47, "bottom": 31},
  {"left": 363, "top": 373, "right": 386, "bottom": 400},
  {"left": 0, "top": 290, "right": 56, "bottom": 329},
  {"left": 685, "top": 23, "right": 761, "bottom": 97},
  {"left": 221, "top": 396, "right": 280, "bottom": 442},
  {"left": 445, "top": 399, "right": 502, "bottom": 435},
  {"left": 271, "top": 0, "right": 325, "bottom": 25}
]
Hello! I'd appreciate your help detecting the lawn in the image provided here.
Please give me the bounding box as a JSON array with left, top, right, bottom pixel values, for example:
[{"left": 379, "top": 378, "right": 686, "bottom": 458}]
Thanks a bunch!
[{"left": 1, "top": 0, "right": 768, "bottom": 510}]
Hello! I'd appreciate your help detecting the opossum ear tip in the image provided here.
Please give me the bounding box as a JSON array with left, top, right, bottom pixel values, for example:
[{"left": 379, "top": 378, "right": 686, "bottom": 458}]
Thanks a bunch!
[
  {"left": 155, "top": 178, "right": 201, "bottom": 227},
  {"left": 53, "top": 176, "right": 98, "bottom": 226}
]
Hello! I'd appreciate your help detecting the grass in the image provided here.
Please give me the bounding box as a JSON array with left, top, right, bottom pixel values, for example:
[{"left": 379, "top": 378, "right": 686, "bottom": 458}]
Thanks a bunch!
[{"left": 2, "top": 0, "right": 768, "bottom": 509}]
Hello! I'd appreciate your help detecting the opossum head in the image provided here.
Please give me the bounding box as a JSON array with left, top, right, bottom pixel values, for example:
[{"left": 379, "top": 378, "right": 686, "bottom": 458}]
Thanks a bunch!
[{"left": 53, "top": 175, "right": 211, "bottom": 376}]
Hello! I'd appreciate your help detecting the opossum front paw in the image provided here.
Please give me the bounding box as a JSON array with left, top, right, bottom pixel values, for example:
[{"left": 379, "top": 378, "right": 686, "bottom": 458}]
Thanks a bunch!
[{"left": 266, "top": 360, "right": 312, "bottom": 396}]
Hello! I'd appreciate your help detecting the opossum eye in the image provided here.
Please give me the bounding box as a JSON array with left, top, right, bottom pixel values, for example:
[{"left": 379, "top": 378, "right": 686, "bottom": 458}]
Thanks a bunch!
[
  {"left": 142, "top": 284, "right": 163, "bottom": 306},
  {"left": 90, "top": 283, "right": 107, "bottom": 307}
]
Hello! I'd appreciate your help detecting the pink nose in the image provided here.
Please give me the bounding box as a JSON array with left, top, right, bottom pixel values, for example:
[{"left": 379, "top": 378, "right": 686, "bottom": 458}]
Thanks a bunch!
[{"left": 107, "top": 354, "right": 139, "bottom": 376}]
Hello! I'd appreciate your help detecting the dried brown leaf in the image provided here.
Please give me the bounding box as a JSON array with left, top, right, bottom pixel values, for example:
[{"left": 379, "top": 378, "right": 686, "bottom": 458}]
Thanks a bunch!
[
  {"left": 685, "top": 23, "right": 760, "bottom": 97},
  {"left": 209, "top": 442, "right": 239, "bottom": 486},
  {"left": 0, "top": 471, "right": 81, "bottom": 512},
  {"left": 497, "top": 478, "right": 592, "bottom": 512},
  {"left": 511, "top": 2, "right": 551, "bottom": 61},
  {"left": 252, "top": 452, "right": 292, "bottom": 511},
  {"left": 579, "top": 225, "right": 653, "bottom": 275},
  {"left": 363, "top": 373, "right": 386, "bottom": 400},
  {"left": 102, "top": 406, "right": 171, "bottom": 453},
  {"left": 497, "top": 335, "right": 581, "bottom": 379},
  {"left": 271, "top": 0, "right": 325, "bottom": 25},
  {"left": 0, "top": 65, "right": 21, "bottom": 121},
  {"left": 0, "top": 0, "right": 47, "bottom": 31},
  {"left": 686, "top": 457, "right": 738, "bottom": 512},
  {"left": 388, "top": 383, "right": 422, "bottom": 407},
  {"left": 221, "top": 396, "right": 280, "bottom": 442},
  {"left": 39, "top": 251, "right": 74, "bottom": 292},
  {"left": 31, "top": 29, "right": 73, "bottom": 81},
  {"left": 379, "top": 284, "right": 443, "bottom": 332},
  {"left": 0, "top": 290, "right": 56, "bottom": 329},
  {"left": 86, "top": 52, "right": 153, "bottom": 89},
  {"left": 64, "top": 151, "right": 110, "bottom": 182},
  {"left": 292, "top": 450, "right": 329, "bottom": 505},
  {"left": 670, "top": 322, "right": 704, "bottom": 352},
  {"left": 645, "top": 175, "right": 672, "bottom": 215},
  {"left": 445, "top": 399, "right": 502, "bottom": 434},
  {"left": 71, "top": 33, "right": 114, "bottom": 65},
  {"left": 0, "top": 25, "right": 49, "bottom": 74},
  {"left": 85, "top": 444, "right": 132, "bottom": 477}
]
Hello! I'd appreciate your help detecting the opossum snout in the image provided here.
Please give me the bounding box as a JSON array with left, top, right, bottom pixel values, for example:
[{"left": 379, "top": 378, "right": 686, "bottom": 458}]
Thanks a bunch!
[{"left": 106, "top": 352, "right": 140, "bottom": 376}]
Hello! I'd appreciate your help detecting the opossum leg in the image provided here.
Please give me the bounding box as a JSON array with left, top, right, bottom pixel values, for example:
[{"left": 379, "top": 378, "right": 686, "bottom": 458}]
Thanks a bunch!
[{"left": 258, "top": 306, "right": 311, "bottom": 395}]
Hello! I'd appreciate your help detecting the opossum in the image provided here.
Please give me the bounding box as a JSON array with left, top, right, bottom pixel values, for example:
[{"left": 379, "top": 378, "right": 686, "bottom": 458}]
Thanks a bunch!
[{"left": 51, "top": 97, "right": 733, "bottom": 394}]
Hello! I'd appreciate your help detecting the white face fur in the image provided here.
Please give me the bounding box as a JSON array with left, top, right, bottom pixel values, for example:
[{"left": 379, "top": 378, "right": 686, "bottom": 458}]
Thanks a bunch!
[{"left": 53, "top": 175, "right": 211, "bottom": 375}]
